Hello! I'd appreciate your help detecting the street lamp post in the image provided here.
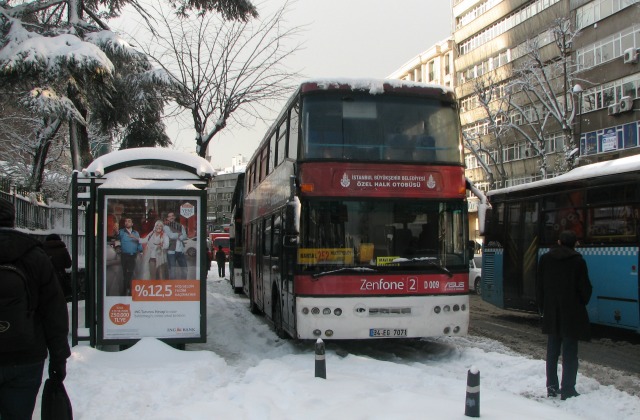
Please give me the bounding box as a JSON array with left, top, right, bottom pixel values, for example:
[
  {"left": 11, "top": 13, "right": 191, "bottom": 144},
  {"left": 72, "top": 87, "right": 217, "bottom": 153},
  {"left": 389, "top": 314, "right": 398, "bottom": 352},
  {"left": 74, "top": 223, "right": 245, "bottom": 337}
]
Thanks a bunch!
[{"left": 572, "top": 84, "right": 583, "bottom": 161}]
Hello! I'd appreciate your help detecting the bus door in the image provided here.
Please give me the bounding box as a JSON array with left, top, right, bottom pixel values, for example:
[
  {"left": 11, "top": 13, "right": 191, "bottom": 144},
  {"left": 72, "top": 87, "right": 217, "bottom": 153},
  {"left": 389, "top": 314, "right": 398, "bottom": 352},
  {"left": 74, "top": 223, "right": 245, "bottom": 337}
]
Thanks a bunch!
[
  {"left": 263, "top": 214, "right": 293, "bottom": 335},
  {"left": 503, "top": 200, "right": 539, "bottom": 311},
  {"left": 260, "top": 218, "right": 272, "bottom": 315},
  {"left": 273, "top": 214, "right": 294, "bottom": 333}
]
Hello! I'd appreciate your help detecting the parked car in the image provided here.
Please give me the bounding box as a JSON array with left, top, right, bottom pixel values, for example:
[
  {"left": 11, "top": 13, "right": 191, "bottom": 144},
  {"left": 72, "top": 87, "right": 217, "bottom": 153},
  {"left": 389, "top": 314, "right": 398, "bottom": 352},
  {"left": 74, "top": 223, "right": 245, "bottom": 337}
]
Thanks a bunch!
[{"left": 469, "top": 255, "right": 482, "bottom": 295}]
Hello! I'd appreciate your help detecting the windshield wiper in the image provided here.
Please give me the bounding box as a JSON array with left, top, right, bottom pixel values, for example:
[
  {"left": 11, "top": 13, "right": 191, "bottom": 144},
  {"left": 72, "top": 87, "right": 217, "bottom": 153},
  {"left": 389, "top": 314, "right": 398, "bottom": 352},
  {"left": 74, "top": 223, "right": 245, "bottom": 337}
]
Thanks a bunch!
[
  {"left": 391, "top": 257, "right": 453, "bottom": 278},
  {"left": 311, "top": 266, "right": 378, "bottom": 280}
]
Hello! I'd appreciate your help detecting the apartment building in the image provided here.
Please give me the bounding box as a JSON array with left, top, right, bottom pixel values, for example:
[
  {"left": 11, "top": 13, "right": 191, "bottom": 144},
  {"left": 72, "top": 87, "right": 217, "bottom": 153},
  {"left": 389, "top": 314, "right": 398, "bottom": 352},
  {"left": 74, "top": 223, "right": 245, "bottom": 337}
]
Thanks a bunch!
[
  {"left": 387, "top": 38, "right": 456, "bottom": 88},
  {"left": 206, "top": 154, "right": 247, "bottom": 231},
  {"left": 454, "top": 0, "right": 640, "bottom": 191},
  {"left": 389, "top": 0, "right": 640, "bottom": 242}
]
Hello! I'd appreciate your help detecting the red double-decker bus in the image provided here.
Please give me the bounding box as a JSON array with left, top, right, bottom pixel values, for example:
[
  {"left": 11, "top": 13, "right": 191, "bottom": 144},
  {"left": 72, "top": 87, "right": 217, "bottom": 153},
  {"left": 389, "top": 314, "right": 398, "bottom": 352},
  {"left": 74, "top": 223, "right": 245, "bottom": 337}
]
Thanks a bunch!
[{"left": 243, "top": 79, "right": 471, "bottom": 339}]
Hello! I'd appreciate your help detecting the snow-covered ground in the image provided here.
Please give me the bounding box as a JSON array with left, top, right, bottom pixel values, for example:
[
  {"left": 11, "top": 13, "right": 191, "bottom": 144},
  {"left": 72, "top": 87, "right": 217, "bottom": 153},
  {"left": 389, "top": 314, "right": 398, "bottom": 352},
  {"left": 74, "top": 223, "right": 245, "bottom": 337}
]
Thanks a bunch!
[{"left": 37, "top": 262, "right": 640, "bottom": 419}]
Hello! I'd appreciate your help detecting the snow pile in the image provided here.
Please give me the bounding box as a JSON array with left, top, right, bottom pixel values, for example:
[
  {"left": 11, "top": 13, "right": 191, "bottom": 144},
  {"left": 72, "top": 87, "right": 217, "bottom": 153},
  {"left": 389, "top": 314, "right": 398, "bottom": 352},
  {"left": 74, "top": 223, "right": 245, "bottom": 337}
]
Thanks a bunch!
[{"left": 46, "top": 268, "right": 640, "bottom": 420}]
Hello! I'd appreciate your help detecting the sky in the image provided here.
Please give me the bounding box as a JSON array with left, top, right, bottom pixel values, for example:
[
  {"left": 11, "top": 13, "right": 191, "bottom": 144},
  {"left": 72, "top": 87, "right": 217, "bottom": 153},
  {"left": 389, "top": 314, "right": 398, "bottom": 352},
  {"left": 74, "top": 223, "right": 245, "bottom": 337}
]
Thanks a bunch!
[
  {"left": 156, "top": 0, "right": 454, "bottom": 169},
  {"left": 34, "top": 261, "right": 640, "bottom": 420}
]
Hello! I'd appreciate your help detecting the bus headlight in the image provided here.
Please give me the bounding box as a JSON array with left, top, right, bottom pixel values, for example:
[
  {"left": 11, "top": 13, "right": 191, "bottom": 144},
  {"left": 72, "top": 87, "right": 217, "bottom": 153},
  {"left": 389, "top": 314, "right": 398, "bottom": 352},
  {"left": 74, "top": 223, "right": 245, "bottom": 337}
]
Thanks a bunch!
[
  {"left": 311, "top": 307, "right": 320, "bottom": 315},
  {"left": 334, "top": 308, "right": 342, "bottom": 316},
  {"left": 443, "top": 305, "right": 451, "bottom": 313},
  {"left": 325, "top": 330, "right": 334, "bottom": 337},
  {"left": 453, "top": 304, "right": 460, "bottom": 312},
  {"left": 323, "top": 308, "right": 331, "bottom": 315},
  {"left": 453, "top": 326, "right": 460, "bottom": 333},
  {"left": 434, "top": 306, "right": 441, "bottom": 314},
  {"left": 443, "top": 327, "right": 451, "bottom": 334},
  {"left": 302, "top": 307, "right": 309, "bottom": 315},
  {"left": 313, "top": 329, "right": 321, "bottom": 336}
]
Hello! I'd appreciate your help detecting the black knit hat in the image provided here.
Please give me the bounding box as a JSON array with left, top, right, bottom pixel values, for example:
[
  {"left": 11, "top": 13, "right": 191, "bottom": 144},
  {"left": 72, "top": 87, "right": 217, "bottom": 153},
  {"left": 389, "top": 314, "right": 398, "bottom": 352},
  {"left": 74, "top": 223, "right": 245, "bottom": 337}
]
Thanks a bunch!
[{"left": 0, "top": 198, "right": 15, "bottom": 227}]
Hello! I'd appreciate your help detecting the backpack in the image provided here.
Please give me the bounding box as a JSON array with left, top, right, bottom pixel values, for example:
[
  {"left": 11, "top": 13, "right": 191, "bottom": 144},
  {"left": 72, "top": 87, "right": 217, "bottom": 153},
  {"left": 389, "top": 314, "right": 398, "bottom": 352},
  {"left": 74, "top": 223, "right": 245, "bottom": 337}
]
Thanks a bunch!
[{"left": 0, "top": 262, "right": 37, "bottom": 352}]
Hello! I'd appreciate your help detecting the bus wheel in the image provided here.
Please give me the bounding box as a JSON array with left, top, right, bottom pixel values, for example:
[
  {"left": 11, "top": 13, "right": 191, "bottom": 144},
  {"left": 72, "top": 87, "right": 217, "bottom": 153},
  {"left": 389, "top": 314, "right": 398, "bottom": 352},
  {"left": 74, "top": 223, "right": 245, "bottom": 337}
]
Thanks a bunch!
[
  {"left": 272, "top": 295, "right": 288, "bottom": 339},
  {"left": 474, "top": 277, "right": 482, "bottom": 295}
]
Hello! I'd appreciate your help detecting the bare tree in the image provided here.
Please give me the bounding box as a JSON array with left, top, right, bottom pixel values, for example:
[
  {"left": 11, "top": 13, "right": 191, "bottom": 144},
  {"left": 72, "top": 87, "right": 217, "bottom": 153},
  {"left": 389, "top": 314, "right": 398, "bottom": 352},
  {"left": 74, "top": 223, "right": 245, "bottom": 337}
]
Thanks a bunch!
[
  {"left": 1, "top": 0, "right": 259, "bottom": 197},
  {"left": 510, "top": 17, "right": 582, "bottom": 172},
  {"left": 141, "top": 0, "right": 303, "bottom": 158},
  {"left": 464, "top": 17, "right": 582, "bottom": 187},
  {"left": 464, "top": 76, "right": 510, "bottom": 188}
]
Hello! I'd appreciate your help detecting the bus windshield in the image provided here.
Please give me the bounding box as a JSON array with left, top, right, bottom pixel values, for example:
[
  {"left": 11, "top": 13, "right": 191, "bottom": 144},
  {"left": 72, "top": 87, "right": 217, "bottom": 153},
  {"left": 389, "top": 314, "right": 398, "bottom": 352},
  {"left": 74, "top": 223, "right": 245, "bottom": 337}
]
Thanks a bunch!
[
  {"left": 301, "top": 93, "right": 462, "bottom": 164},
  {"left": 298, "top": 199, "right": 467, "bottom": 272}
]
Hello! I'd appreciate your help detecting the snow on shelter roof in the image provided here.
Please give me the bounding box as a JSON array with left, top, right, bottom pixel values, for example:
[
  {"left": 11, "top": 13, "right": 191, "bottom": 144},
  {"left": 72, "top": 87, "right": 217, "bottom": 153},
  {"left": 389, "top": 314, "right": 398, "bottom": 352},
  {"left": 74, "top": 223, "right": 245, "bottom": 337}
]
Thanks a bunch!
[
  {"left": 488, "top": 154, "right": 640, "bottom": 196},
  {"left": 81, "top": 148, "right": 215, "bottom": 189}
]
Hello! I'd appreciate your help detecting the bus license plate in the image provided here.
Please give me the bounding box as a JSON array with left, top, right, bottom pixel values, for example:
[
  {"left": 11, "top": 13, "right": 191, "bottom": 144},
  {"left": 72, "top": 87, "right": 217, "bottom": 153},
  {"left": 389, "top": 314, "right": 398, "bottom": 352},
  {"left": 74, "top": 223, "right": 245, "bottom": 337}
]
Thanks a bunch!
[{"left": 369, "top": 328, "right": 407, "bottom": 337}]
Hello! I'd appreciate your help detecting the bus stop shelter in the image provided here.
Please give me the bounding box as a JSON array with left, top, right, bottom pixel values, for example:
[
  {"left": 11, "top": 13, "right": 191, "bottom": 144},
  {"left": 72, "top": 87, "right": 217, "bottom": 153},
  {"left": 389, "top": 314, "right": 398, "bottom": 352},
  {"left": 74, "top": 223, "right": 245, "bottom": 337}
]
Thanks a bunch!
[{"left": 71, "top": 148, "right": 214, "bottom": 348}]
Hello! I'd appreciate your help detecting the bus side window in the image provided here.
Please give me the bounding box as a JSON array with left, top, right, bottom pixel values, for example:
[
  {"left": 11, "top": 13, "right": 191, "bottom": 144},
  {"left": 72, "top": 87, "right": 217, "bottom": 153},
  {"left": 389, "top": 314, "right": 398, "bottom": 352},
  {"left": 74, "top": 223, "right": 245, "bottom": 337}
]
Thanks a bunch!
[{"left": 289, "top": 105, "right": 299, "bottom": 159}]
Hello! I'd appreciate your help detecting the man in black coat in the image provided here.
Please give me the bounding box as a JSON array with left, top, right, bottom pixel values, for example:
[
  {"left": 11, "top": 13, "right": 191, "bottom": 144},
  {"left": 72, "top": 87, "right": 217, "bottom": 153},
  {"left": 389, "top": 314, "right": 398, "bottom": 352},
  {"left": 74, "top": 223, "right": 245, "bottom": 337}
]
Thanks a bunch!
[
  {"left": 0, "top": 198, "right": 71, "bottom": 419},
  {"left": 215, "top": 245, "right": 226, "bottom": 278},
  {"left": 536, "top": 230, "right": 592, "bottom": 400},
  {"left": 43, "top": 233, "right": 73, "bottom": 299}
]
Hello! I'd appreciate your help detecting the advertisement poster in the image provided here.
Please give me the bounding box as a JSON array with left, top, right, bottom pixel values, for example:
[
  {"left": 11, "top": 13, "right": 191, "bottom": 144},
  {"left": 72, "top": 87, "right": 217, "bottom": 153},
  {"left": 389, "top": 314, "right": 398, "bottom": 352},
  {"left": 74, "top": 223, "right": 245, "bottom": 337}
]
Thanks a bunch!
[
  {"left": 102, "top": 194, "right": 202, "bottom": 341},
  {"left": 601, "top": 129, "right": 618, "bottom": 152}
]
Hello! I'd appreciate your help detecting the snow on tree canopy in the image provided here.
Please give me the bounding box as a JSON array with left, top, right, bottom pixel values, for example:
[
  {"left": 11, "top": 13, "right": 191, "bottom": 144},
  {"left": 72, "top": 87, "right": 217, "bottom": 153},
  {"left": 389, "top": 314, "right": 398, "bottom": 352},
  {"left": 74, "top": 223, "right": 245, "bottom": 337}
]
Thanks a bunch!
[{"left": 0, "top": 21, "right": 113, "bottom": 74}]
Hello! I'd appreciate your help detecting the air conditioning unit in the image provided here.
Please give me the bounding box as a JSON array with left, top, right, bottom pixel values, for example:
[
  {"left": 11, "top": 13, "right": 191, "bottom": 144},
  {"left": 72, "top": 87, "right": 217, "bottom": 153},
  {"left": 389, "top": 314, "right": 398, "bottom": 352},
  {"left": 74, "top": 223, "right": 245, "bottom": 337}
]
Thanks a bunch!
[
  {"left": 608, "top": 103, "right": 621, "bottom": 115},
  {"left": 619, "top": 96, "right": 634, "bottom": 112},
  {"left": 623, "top": 48, "right": 639, "bottom": 64}
]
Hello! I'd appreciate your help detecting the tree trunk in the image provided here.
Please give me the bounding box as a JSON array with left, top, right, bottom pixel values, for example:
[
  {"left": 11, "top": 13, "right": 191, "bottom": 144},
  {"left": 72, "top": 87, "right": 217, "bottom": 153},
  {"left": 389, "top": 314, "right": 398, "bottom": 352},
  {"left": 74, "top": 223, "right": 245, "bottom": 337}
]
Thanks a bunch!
[{"left": 29, "top": 118, "right": 62, "bottom": 191}]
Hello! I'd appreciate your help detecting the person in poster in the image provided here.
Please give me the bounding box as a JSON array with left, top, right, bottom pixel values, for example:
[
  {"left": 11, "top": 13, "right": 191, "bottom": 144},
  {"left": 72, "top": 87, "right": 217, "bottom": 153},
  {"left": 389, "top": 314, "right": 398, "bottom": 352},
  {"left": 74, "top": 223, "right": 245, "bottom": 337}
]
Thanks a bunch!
[
  {"left": 117, "top": 217, "right": 142, "bottom": 295},
  {"left": 141, "top": 220, "right": 169, "bottom": 280},
  {"left": 164, "top": 211, "right": 188, "bottom": 279}
]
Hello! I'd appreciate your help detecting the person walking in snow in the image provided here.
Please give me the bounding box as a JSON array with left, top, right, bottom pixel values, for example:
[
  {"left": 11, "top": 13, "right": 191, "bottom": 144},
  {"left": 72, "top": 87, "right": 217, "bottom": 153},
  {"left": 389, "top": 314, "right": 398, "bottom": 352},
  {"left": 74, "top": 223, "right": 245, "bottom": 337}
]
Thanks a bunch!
[
  {"left": 0, "top": 198, "right": 70, "bottom": 419},
  {"left": 215, "top": 245, "right": 226, "bottom": 278},
  {"left": 43, "top": 233, "right": 73, "bottom": 299},
  {"left": 536, "top": 230, "right": 592, "bottom": 400}
]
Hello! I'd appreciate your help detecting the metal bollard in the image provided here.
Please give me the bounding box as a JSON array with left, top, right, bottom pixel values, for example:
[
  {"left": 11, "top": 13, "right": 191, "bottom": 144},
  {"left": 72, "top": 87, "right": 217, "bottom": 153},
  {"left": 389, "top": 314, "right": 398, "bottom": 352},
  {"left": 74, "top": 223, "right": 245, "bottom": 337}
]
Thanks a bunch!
[
  {"left": 465, "top": 367, "right": 480, "bottom": 417},
  {"left": 315, "top": 338, "right": 326, "bottom": 379}
]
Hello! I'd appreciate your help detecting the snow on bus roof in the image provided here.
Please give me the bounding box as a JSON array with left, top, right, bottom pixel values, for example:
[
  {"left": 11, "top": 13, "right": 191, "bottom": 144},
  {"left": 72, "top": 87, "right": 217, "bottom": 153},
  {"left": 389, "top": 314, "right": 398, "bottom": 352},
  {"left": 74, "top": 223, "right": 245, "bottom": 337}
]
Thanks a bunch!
[
  {"left": 303, "top": 77, "right": 453, "bottom": 95},
  {"left": 488, "top": 154, "right": 640, "bottom": 196},
  {"left": 81, "top": 147, "right": 215, "bottom": 178}
]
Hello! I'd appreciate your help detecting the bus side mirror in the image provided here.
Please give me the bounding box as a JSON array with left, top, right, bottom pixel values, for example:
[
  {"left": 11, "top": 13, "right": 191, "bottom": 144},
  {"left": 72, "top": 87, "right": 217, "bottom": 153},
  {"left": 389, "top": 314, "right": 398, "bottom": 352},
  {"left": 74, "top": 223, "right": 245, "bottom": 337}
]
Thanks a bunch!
[
  {"left": 479, "top": 203, "right": 491, "bottom": 236},
  {"left": 284, "top": 235, "right": 298, "bottom": 249},
  {"left": 285, "top": 197, "right": 300, "bottom": 235}
]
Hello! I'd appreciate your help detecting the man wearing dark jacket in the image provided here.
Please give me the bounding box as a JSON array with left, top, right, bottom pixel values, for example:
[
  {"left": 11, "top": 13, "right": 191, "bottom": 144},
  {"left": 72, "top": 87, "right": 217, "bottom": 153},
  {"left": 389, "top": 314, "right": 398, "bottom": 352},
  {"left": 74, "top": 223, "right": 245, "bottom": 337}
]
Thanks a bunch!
[
  {"left": 0, "top": 198, "right": 71, "bottom": 419},
  {"left": 536, "top": 230, "right": 592, "bottom": 401},
  {"left": 43, "top": 233, "right": 73, "bottom": 299}
]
